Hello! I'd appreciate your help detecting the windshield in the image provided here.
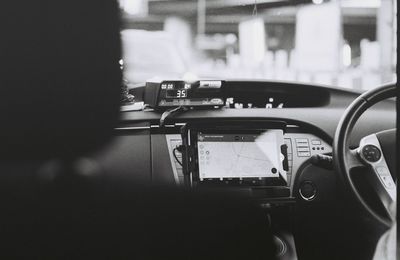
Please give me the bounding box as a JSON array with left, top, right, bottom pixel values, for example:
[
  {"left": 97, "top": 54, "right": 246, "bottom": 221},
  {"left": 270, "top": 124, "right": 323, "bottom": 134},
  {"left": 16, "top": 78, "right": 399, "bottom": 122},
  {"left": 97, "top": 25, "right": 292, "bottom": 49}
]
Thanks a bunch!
[{"left": 119, "top": 0, "right": 397, "bottom": 91}]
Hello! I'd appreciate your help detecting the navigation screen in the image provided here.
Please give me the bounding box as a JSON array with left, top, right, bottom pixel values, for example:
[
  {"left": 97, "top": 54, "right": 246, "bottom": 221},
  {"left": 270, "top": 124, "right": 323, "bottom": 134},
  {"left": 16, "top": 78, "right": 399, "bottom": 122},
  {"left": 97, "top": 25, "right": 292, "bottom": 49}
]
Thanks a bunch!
[{"left": 197, "top": 130, "right": 286, "bottom": 181}]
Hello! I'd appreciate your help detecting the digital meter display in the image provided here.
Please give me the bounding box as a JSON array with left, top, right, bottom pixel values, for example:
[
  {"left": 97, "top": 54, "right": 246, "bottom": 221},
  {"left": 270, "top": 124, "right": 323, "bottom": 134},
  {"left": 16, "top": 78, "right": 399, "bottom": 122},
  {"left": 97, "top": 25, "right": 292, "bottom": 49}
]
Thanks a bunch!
[
  {"left": 144, "top": 80, "right": 225, "bottom": 108},
  {"left": 166, "top": 89, "right": 188, "bottom": 98}
]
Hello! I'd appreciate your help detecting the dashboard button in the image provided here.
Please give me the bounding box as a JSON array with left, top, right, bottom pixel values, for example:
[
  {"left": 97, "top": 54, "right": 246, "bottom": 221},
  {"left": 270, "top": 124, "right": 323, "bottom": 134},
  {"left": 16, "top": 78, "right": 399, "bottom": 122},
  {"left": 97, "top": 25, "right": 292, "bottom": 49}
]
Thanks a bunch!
[
  {"left": 362, "top": 145, "right": 381, "bottom": 162},
  {"left": 297, "top": 152, "right": 311, "bottom": 157},
  {"left": 375, "top": 166, "right": 390, "bottom": 176},
  {"left": 297, "top": 147, "right": 310, "bottom": 152},
  {"left": 299, "top": 181, "right": 317, "bottom": 201},
  {"left": 296, "top": 144, "right": 309, "bottom": 148},
  {"left": 311, "top": 140, "right": 321, "bottom": 145},
  {"left": 379, "top": 175, "right": 395, "bottom": 189}
]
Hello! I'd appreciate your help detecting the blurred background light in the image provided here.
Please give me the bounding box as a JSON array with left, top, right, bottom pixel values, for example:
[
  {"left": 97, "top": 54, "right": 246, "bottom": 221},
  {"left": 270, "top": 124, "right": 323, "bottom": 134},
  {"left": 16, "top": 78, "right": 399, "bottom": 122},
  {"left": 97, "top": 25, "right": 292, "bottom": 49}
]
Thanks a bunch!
[
  {"left": 340, "top": 0, "right": 381, "bottom": 8},
  {"left": 342, "top": 43, "right": 352, "bottom": 67},
  {"left": 312, "top": 0, "right": 324, "bottom": 5},
  {"left": 119, "top": 0, "right": 148, "bottom": 16}
]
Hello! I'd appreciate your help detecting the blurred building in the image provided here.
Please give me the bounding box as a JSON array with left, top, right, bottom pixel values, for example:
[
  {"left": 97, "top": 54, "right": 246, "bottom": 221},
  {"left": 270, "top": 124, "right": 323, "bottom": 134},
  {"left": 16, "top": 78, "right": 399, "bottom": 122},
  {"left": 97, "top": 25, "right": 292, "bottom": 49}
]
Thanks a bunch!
[{"left": 120, "top": 0, "right": 397, "bottom": 90}]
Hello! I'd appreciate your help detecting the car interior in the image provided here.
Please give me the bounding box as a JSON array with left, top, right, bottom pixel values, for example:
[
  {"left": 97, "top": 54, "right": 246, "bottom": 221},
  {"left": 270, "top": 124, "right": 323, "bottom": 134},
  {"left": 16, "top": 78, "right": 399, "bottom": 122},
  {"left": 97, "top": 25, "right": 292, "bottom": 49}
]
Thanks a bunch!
[{"left": 0, "top": 0, "right": 397, "bottom": 259}]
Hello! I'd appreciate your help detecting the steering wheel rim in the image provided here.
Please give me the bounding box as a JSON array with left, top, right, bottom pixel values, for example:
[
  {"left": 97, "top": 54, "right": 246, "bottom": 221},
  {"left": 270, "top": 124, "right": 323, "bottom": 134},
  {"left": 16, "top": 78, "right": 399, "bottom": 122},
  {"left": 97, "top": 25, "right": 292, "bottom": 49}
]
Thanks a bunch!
[{"left": 333, "top": 83, "right": 397, "bottom": 227}]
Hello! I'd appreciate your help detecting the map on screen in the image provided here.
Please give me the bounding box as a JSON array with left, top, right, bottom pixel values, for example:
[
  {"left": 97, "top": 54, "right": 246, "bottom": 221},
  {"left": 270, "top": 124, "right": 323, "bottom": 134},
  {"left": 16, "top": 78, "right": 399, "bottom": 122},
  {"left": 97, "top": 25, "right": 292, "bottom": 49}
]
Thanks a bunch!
[{"left": 197, "top": 130, "right": 286, "bottom": 181}]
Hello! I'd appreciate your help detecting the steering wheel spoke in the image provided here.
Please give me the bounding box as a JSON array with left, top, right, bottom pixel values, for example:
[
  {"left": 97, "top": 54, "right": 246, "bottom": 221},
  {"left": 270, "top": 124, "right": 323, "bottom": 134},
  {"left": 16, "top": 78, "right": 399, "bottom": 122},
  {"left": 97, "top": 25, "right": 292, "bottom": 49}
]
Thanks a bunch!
[
  {"left": 346, "top": 148, "right": 364, "bottom": 169},
  {"left": 366, "top": 166, "right": 396, "bottom": 221},
  {"left": 358, "top": 134, "right": 396, "bottom": 221}
]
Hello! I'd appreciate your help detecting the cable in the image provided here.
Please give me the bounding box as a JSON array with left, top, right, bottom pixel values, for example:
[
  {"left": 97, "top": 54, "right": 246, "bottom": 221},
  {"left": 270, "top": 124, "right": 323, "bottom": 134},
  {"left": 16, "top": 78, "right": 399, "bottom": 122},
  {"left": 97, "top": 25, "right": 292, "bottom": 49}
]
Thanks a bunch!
[
  {"left": 159, "top": 106, "right": 189, "bottom": 127},
  {"left": 173, "top": 147, "right": 183, "bottom": 167}
]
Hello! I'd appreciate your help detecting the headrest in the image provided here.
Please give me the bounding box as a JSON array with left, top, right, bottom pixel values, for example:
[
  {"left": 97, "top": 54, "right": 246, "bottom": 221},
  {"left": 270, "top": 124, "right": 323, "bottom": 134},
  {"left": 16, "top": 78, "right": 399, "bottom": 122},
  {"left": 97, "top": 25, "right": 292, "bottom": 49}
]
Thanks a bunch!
[{"left": 0, "top": 1, "right": 122, "bottom": 159}]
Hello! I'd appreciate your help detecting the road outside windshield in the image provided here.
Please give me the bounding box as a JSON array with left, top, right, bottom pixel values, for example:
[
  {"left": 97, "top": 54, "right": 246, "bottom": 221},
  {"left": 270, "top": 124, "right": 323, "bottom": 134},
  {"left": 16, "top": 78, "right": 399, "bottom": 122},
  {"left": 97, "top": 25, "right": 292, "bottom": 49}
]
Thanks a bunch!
[{"left": 119, "top": 0, "right": 397, "bottom": 91}]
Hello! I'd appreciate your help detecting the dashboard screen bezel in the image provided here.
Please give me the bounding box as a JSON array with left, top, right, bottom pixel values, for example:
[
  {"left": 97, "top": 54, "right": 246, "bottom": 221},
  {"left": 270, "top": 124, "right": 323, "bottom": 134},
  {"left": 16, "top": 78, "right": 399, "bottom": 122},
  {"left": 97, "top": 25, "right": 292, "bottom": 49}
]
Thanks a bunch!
[{"left": 180, "top": 120, "right": 288, "bottom": 188}]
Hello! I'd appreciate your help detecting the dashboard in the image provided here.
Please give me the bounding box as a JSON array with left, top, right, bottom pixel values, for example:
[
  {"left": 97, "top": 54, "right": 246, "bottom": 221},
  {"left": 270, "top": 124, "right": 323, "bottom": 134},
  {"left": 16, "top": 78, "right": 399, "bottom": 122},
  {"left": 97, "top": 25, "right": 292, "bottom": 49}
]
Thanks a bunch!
[{"left": 107, "top": 81, "right": 395, "bottom": 200}]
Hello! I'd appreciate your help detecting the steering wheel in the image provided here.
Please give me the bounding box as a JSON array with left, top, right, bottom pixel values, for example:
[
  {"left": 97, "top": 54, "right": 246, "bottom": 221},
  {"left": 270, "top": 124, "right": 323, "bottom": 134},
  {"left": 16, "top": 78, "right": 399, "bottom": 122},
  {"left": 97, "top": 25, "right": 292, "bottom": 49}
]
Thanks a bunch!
[{"left": 333, "top": 83, "right": 396, "bottom": 227}]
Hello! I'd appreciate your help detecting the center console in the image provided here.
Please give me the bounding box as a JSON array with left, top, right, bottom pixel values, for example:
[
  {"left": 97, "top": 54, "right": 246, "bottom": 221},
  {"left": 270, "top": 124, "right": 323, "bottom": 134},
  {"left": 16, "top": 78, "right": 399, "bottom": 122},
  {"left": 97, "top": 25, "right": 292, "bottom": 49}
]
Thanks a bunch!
[
  {"left": 162, "top": 120, "right": 332, "bottom": 260},
  {"left": 166, "top": 122, "right": 332, "bottom": 199}
]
